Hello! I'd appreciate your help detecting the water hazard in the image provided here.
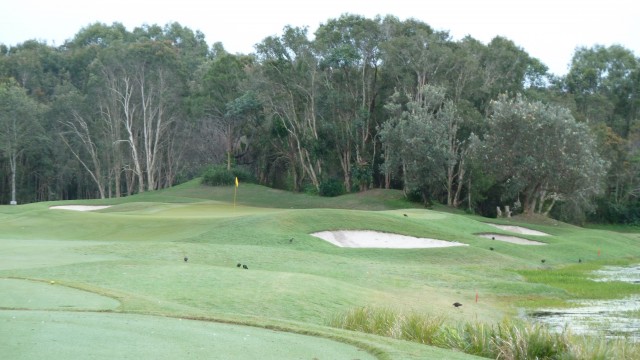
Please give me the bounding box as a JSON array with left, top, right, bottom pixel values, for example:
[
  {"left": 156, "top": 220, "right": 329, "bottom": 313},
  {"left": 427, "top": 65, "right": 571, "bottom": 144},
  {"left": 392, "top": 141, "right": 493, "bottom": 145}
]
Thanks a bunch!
[{"left": 528, "top": 265, "right": 640, "bottom": 340}]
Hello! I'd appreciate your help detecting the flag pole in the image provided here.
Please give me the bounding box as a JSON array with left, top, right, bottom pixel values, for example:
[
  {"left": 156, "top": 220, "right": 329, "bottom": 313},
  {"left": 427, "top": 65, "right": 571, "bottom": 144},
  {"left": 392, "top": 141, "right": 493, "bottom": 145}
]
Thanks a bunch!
[{"left": 234, "top": 177, "right": 238, "bottom": 209}]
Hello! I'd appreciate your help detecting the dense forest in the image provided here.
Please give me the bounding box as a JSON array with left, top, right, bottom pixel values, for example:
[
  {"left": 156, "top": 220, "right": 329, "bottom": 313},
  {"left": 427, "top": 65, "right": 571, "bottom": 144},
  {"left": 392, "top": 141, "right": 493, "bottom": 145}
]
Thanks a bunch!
[{"left": 1, "top": 15, "right": 639, "bottom": 224}]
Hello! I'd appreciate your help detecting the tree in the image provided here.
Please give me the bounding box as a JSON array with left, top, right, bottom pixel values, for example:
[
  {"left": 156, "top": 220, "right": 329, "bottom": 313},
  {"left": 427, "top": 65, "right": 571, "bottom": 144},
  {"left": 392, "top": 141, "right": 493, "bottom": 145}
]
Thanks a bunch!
[
  {"left": 92, "top": 38, "right": 185, "bottom": 193},
  {"left": 255, "top": 26, "right": 324, "bottom": 191},
  {"left": 315, "top": 14, "right": 383, "bottom": 191},
  {"left": 477, "top": 94, "right": 607, "bottom": 218},
  {"left": 0, "top": 81, "right": 44, "bottom": 204},
  {"left": 565, "top": 45, "right": 639, "bottom": 137},
  {"left": 197, "top": 50, "right": 254, "bottom": 170},
  {"left": 379, "top": 85, "right": 458, "bottom": 205}
]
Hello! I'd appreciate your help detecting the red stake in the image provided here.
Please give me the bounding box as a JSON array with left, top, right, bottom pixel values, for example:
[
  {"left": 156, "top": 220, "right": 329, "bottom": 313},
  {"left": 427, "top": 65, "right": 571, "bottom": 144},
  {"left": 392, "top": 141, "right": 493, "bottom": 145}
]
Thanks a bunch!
[{"left": 476, "top": 291, "right": 478, "bottom": 303}]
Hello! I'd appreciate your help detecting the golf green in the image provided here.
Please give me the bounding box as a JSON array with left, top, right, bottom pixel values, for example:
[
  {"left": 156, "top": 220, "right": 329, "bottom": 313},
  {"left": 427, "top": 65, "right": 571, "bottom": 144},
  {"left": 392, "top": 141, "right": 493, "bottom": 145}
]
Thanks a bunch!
[{"left": 1, "top": 310, "right": 375, "bottom": 360}]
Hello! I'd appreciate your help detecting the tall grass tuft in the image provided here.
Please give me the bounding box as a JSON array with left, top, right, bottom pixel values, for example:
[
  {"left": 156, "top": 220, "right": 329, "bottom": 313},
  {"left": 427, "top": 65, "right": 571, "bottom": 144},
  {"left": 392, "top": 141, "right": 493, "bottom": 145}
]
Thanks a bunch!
[
  {"left": 328, "top": 307, "right": 640, "bottom": 360},
  {"left": 400, "top": 312, "right": 444, "bottom": 344}
]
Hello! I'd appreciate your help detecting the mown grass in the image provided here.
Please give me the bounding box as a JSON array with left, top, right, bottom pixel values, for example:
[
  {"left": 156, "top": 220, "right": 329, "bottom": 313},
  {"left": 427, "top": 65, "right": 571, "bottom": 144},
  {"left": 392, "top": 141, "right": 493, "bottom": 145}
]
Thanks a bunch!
[
  {"left": 328, "top": 307, "right": 640, "bottom": 359},
  {"left": 1, "top": 179, "right": 640, "bottom": 359}
]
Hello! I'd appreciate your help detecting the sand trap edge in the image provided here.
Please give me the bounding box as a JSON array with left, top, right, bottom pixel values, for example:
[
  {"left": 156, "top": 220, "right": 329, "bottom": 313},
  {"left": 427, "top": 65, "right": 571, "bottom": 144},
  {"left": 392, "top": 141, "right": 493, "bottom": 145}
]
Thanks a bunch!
[
  {"left": 478, "top": 233, "right": 547, "bottom": 245},
  {"left": 50, "top": 205, "right": 112, "bottom": 211},
  {"left": 311, "top": 230, "right": 468, "bottom": 249},
  {"left": 484, "top": 223, "right": 549, "bottom": 236}
]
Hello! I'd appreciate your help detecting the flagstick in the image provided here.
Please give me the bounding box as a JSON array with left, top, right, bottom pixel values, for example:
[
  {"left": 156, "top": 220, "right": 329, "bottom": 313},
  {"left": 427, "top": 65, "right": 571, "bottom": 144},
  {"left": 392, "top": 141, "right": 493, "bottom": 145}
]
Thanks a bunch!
[{"left": 234, "top": 185, "right": 237, "bottom": 209}]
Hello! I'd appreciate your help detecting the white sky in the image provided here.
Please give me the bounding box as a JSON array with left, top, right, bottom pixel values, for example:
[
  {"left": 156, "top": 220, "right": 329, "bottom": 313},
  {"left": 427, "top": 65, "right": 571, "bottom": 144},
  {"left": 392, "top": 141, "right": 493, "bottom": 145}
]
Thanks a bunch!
[{"left": 1, "top": 0, "right": 637, "bottom": 76}]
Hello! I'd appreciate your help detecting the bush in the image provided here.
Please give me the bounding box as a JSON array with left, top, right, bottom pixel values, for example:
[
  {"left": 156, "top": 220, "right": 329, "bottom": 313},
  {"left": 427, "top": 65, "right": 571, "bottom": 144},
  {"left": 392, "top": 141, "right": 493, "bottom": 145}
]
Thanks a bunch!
[
  {"left": 201, "top": 166, "right": 255, "bottom": 186},
  {"left": 319, "top": 178, "right": 345, "bottom": 197}
]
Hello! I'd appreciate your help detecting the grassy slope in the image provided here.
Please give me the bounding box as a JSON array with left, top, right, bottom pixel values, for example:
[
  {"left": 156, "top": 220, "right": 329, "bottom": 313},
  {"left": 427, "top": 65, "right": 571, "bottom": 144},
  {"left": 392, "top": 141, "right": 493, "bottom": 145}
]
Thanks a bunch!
[{"left": 1, "top": 179, "right": 638, "bottom": 359}]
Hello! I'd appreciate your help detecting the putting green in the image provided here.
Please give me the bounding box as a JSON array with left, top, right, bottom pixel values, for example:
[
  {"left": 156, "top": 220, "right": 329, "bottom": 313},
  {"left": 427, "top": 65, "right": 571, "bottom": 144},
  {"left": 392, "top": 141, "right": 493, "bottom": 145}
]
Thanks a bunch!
[
  {"left": 0, "top": 310, "right": 376, "bottom": 360},
  {"left": 0, "top": 278, "right": 120, "bottom": 310}
]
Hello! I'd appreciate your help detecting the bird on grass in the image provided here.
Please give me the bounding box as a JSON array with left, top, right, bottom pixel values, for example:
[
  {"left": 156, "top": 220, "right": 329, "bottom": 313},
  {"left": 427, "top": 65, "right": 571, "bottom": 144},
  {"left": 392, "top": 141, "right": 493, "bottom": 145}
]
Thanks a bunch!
[
  {"left": 453, "top": 302, "right": 463, "bottom": 308},
  {"left": 541, "top": 259, "right": 546, "bottom": 264},
  {"left": 184, "top": 256, "right": 188, "bottom": 262},
  {"left": 403, "top": 214, "right": 408, "bottom": 217},
  {"left": 491, "top": 236, "right": 495, "bottom": 240},
  {"left": 578, "top": 258, "right": 582, "bottom": 263},
  {"left": 289, "top": 238, "right": 294, "bottom": 243},
  {"left": 242, "top": 264, "right": 248, "bottom": 269},
  {"left": 489, "top": 247, "right": 494, "bottom": 251},
  {"left": 237, "top": 263, "right": 241, "bottom": 268}
]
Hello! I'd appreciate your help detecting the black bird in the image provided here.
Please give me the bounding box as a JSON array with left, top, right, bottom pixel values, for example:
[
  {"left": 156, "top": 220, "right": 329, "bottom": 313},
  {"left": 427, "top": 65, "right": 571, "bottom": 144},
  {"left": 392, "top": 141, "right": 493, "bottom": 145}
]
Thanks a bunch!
[
  {"left": 403, "top": 214, "right": 408, "bottom": 217},
  {"left": 242, "top": 264, "right": 248, "bottom": 269},
  {"left": 237, "top": 263, "right": 241, "bottom": 268},
  {"left": 541, "top": 259, "right": 546, "bottom": 264},
  {"left": 184, "top": 256, "right": 188, "bottom": 262},
  {"left": 289, "top": 238, "right": 294, "bottom": 243},
  {"left": 578, "top": 258, "right": 582, "bottom": 263},
  {"left": 491, "top": 236, "right": 495, "bottom": 240},
  {"left": 489, "top": 247, "right": 494, "bottom": 251},
  {"left": 453, "top": 302, "right": 463, "bottom": 308}
]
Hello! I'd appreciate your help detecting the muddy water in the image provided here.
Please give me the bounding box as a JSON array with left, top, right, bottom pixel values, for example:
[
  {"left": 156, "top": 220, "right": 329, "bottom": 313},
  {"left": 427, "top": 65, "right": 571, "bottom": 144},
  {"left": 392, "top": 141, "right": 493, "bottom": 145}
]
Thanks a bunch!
[{"left": 528, "top": 265, "right": 640, "bottom": 340}]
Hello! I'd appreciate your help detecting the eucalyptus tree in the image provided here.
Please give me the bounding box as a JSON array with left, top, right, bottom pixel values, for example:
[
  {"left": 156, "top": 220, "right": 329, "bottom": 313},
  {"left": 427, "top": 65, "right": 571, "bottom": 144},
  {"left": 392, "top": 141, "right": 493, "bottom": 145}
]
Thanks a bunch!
[
  {"left": 380, "top": 16, "right": 453, "bottom": 98},
  {"left": 477, "top": 94, "right": 607, "bottom": 218},
  {"left": 314, "top": 14, "right": 383, "bottom": 191},
  {"left": 0, "top": 81, "right": 45, "bottom": 204},
  {"left": 565, "top": 45, "right": 639, "bottom": 137},
  {"left": 474, "top": 37, "right": 548, "bottom": 114},
  {"left": 254, "top": 26, "right": 323, "bottom": 191},
  {"left": 564, "top": 45, "right": 640, "bottom": 222},
  {"left": 79, "top": 32, "right": 188, "bottom": 194},
  {"left": 197, "top": 50, "right": 256, "bottom": 170},
  {"left": 380, "top": 85, "right": 464, "bottom": 205}
]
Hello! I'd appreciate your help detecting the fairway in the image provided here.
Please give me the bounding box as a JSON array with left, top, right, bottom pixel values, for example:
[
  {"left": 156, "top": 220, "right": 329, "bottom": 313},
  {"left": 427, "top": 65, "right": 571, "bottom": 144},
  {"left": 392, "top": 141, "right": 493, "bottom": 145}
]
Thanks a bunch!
[
  {"left": 1, "top": 310, "right": 375, "bottom": 360},
  {"left": 1, "top": 181, "right": 639, "bottom": 359}
]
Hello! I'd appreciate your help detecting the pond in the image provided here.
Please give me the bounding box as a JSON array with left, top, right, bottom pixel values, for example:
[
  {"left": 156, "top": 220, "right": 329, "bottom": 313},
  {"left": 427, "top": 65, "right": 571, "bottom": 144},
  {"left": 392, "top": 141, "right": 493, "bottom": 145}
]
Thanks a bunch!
[{"left": 528, "top": 265, "right": 640, "bottom": 341}]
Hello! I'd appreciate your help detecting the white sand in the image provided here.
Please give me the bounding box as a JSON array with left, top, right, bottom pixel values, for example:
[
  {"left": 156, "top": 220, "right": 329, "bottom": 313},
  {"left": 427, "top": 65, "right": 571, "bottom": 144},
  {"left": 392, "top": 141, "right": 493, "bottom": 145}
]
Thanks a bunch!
[
  {"left": 49, "top": 205, "right": 111, "bottom": 211},
  {"left": 478, "top": 233, "right": 546, "bottom": 245},
  {"left": 485, "top": 223, "right": 549, "bottom": 236},
  {"left": 311, "top": 230, "right": 467, "bottom": 249}
]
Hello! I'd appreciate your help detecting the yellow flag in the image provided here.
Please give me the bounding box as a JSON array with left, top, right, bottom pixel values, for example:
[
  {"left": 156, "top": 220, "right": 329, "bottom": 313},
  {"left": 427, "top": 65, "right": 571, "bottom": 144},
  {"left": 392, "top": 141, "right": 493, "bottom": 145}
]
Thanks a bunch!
[{"left": 235, "top": 177, "right": 239, "bottom": 187}]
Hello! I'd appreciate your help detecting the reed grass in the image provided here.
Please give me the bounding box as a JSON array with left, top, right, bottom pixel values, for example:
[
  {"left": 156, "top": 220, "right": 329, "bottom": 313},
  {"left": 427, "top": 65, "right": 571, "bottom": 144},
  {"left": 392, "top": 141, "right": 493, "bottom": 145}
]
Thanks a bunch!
[{"left": 329, "top": 307, "right": 640, "bottom": 360}]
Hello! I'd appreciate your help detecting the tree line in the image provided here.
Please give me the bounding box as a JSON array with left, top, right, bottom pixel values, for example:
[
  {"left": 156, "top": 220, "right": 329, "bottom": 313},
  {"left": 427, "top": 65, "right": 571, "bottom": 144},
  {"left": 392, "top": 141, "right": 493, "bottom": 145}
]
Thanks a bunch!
[{"left": 1, "top": 15, "right": 638, "bottom": 224}]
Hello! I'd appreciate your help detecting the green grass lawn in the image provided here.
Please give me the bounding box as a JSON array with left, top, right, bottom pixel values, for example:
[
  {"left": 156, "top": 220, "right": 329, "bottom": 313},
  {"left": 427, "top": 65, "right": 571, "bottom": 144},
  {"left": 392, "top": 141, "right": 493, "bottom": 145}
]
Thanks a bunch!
[{"left": 1, "top": 179, "right": 638, "bottom": 359}]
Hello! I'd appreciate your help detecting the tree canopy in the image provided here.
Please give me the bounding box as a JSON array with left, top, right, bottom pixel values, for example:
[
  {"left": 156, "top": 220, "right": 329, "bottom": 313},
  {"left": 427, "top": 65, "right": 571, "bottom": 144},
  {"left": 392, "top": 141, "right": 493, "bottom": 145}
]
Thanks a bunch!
[{"left": 1, "top": 17, "right": 638, "bottom": 224}]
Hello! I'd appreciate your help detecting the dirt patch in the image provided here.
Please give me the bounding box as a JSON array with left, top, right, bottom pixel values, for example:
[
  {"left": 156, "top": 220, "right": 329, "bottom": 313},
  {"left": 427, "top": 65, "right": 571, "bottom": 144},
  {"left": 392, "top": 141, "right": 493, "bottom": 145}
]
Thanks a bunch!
[
  {"left": 311, "top": 230, "right": 468, "bottom": 249},
  {"left": 478, "top": 233, "right": 546, "bottom": 245},
  {"left": 484, "top": 223, "right": 549, "bottom": 236},
  {"left": 49, "top": 205, "right": 111, "bottom": 211}
]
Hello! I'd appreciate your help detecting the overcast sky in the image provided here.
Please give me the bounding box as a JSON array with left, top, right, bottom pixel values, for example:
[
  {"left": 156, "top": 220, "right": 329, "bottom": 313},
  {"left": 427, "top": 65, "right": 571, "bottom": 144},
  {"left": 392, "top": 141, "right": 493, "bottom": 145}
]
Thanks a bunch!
[{"left": 1, "top": 0, "right": 637, "bottom": 76}]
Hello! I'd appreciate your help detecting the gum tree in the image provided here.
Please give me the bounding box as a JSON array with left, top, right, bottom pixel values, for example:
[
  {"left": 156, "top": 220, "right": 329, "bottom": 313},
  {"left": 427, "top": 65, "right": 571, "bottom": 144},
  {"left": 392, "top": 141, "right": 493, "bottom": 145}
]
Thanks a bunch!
[{"left": 0, "top": 81, "right": 44, "bottom": 204}]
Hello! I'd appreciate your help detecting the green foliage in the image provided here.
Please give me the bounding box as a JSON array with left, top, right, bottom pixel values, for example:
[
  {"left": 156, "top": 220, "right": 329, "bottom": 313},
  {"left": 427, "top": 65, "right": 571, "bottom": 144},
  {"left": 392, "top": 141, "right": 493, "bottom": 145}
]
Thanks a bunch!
[
  {"left": 201, "top": 165, "right": 254, "bottom": 186},
  {"left": 476, "top": 94, "right": 608, "bottom": 216},
  {"left": 318, "top": 178, "right": 345, "bottom": 197}
]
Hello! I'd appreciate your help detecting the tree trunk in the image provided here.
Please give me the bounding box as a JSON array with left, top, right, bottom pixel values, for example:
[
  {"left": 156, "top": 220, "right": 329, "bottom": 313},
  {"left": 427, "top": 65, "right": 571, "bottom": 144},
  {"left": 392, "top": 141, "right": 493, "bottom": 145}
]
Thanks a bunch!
[{"left": 10, "top": 152, "right": 17, "bottom": 205}]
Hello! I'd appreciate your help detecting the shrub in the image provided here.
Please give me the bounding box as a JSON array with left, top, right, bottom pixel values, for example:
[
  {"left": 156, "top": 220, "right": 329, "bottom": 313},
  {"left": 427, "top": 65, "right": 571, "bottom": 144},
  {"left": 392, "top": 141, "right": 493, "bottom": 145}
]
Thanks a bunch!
[
  {"left": 319, "top": 178, "right": 345, "bottom": 197},
  {"left": 201, "top": 166, "right": 255, "bottom": 186}
]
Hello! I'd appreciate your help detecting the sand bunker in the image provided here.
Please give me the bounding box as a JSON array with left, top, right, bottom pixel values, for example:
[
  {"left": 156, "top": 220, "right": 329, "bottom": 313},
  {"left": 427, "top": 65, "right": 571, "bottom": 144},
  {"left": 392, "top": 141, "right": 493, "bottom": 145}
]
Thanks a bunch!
[
  {"left": 312, "top": 230, "right": 467, "bottom": 249},
  {"left": 50, "top": 205, "right": 111, "bottom": 211},
  {"left": 485, "top": 223, "right": 549, "bottom": 236},
  {"left": 478, "top": 233, "right": 546, "bottom": 245}
]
